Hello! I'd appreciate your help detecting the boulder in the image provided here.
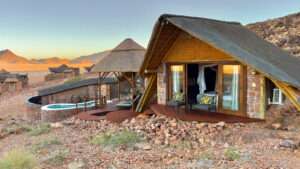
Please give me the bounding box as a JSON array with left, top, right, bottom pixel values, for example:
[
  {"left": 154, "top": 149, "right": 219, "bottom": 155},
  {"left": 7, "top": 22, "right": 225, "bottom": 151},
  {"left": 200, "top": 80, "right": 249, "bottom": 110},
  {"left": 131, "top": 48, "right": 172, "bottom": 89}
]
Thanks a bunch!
[
  {"left": 279, "top": 139, "right": 298, "bottom": 149},
  {"left": 271, "top": 123, "right": 282, "bottom": 130},
  {"left": 68, "top": 160, "right": 85, "bottom": 169}
]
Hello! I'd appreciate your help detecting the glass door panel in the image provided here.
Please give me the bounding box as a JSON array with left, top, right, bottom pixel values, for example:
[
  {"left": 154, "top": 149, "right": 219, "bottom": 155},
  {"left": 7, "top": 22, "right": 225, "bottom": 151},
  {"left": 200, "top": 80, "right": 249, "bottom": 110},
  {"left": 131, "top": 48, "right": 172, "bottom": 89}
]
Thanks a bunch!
[
  {"left": 169, "top": 65, "right": 185, "bottom": 102},
  {"left": 222, "top": 65, "right": 240, "bottom": 111}
]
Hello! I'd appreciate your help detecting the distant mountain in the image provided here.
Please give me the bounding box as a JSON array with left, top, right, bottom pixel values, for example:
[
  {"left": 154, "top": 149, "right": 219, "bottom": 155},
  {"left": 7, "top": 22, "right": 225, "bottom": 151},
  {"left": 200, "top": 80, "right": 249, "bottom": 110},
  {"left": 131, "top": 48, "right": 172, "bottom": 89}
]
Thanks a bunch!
[
  {"left": 247, "top": 12, "right": 300, "bottom": 57},
  {"left": 31, "top": 57, "right": 70, "bottom": 64},
  {"left": 0, "top": 49, "right": 30, "bottom": 64},
  {"left": 71, "top": 50, "right": 111, "bottom": 64}
]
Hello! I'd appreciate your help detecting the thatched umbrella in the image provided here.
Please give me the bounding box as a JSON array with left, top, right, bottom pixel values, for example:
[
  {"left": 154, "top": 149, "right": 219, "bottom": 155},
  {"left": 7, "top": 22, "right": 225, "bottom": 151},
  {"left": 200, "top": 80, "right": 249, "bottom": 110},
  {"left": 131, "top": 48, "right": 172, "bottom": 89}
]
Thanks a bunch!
[{"left": 92, "top": 38, "right": 146, "bottom": 108}]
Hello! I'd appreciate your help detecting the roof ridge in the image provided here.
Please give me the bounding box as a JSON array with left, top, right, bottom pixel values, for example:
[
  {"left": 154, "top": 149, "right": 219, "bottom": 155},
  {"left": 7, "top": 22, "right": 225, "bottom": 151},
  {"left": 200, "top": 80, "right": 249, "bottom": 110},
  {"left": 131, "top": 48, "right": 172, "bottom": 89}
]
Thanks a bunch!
[{"left": 160, "top": 14, "right": 242, "bottom": 25}]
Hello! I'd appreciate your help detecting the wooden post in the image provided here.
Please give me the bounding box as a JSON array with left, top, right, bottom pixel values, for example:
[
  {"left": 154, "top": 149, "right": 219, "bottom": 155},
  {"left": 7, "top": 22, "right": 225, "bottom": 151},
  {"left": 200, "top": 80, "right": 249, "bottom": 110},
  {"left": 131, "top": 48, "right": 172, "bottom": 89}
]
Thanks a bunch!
[
  {"left": 132, "top": 72, "right": 136, "bottom": 111},
  {"left": 118, "top": 77, "right": 121, "bottom": 101},
  {"left": 98, "top": 72, "right": 102, "bottom": 107},
  {"left": 84, "top": 97, "right": 87, "bottom": 112}
]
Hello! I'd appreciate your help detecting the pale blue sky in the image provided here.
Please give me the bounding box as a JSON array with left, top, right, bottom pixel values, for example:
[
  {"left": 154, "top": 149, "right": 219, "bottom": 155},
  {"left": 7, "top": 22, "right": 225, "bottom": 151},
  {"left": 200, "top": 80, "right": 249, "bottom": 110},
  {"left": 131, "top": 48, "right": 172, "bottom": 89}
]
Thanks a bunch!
[{"left": 0, "top": 0, "right": 299, "bottom": 59}]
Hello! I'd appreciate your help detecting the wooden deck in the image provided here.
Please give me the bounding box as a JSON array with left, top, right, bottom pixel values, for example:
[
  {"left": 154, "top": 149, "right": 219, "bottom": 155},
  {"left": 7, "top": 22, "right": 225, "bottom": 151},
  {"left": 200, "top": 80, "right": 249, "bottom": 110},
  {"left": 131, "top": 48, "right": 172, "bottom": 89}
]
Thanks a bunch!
[
  {"left": 77, "top": 104, "right": 120, "bottom": 121},
  {"left": 150, "top": 104, "right": 263, "bottom": 123},
  {"left": 77, "top": 103, "right": 139, "bottom": 123},
  {"left": 106, "top": 110, "right": 139, "bottom": 123}
]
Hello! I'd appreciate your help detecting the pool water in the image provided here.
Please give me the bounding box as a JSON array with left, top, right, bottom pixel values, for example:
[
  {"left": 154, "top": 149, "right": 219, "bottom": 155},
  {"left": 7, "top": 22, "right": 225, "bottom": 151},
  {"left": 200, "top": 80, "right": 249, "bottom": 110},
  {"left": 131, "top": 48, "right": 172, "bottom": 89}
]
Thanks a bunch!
[{"left": 42, "top": 100, "right": 96, "bottom": 111}]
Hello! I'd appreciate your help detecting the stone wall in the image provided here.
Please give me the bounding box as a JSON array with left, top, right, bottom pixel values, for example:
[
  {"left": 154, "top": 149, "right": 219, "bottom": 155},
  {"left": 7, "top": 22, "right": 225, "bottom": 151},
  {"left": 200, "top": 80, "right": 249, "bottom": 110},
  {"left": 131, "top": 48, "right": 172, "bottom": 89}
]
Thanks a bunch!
[
  {"left": 0, "top": 81, "right": 23, "bottom": 93},
  {"left": 41, "top": 85, "right": 98, "bottom": 105},
  {"left": 41, "top": 84, "right": 117, "bottom": 105},
  {"left": 45, "top": 72, "right": 75, "bottom": 81},
  {"left": 245, "top": 66, "right": 299, "bottom": 119},
  {"left": 157, "top": 65, "right": 167, "bottom": 105},
  {"left": 26, "top": 101, "right": 42, "bottom": 122},
  {"left": 246, "top": 67, "right": 265, "bottom": 119}
]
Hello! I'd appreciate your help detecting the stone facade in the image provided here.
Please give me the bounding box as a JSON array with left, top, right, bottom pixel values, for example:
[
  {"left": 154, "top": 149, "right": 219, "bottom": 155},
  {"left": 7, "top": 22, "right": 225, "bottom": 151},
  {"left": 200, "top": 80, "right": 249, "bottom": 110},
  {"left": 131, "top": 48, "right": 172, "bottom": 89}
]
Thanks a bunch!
[
  {"left": 246, "top": 67, "right": 265, "bottom": 119},
  {"left": 0, "top": 81, "right": 23, "bottom": 93},
  {"left": 41, "top": 84, "right": 118, "bottom": 105},
  {"left": 41, "top": 85, "right": 98, "bottom": 105},
  {"left": 45, "top": 72, "right": 76, "bottom": 81},
  {"left": 157, "top": 65, "right": 167, "bottom": 105}
]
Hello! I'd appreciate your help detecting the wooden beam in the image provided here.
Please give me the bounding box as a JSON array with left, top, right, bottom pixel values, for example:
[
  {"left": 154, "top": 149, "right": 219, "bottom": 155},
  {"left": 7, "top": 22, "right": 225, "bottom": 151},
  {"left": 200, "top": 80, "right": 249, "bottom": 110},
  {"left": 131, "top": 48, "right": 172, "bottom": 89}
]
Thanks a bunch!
[
  {"left": 136, "top": 74, "right": 157, "bottom": 112},
  {"left": 140, "top": 22, "right": 164, "bottom": 75},
  {"left": 259, "top": 76, "right": 266, "bottom": 119}
]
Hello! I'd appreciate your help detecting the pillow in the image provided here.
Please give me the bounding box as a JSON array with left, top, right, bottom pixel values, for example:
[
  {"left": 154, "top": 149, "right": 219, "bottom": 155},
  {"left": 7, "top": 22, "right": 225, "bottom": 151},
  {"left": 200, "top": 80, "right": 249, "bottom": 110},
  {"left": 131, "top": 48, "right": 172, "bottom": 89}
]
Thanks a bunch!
[
  {"left": 199, "top": 94, "right": 215, "bottom": 105},
  {"left": 173, "top": 92, "right": 184, "bottom": 102}
]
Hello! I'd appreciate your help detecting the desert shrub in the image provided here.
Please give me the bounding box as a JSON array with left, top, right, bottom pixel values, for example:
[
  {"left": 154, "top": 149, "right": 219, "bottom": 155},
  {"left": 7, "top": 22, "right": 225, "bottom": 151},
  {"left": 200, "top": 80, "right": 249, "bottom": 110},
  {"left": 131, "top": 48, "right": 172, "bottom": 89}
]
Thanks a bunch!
[
  {"left": 224, "top": 147, "right": 240, "bottom": 161},
  {"left": 199, "top": 150, "right": 214, "bottom": 160},
  {"left": 90, "top": 130, "right": 141, "bottom": 148},
  {"left": 32, "top": 137, "right": 62, "bottom": 152},
  {"left": 0, "top": 149, "right": 38, "bottom": 169},
  {"left": 2, "top": 125, "right": 25, "bottom": 135},
  {"left": 44, "top": 149, "right": 69, "bottom": 166},
  {"left": 27, "top": 123, "right": 51, "bottom": 136}
]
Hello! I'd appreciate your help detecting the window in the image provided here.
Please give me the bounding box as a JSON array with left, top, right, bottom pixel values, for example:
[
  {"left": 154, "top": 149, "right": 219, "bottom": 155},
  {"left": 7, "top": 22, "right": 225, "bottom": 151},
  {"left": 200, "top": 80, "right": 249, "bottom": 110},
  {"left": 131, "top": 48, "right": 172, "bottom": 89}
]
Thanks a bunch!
[
  {"left": 169, "top": 65, "right": 185, "bottom": 102},
  {"left": 222, "top": 65, "right": 240, "bottom": 111},
  {"left": 270, "top": 88, "right": 283, "bottom": 105}
]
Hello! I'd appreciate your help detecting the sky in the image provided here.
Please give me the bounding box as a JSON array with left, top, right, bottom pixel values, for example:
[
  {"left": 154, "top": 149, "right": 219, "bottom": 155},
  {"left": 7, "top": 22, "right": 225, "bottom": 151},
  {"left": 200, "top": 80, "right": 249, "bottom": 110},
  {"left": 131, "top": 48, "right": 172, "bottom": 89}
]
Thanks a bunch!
[{"left": 0, "top": 0, "right": 299, "bottom": 59}]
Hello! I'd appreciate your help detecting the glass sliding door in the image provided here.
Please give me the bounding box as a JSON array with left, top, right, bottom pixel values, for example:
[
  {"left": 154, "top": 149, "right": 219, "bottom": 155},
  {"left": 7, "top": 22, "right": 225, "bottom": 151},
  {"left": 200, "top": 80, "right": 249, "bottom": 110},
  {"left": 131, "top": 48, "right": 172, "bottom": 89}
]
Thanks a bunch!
[
  {"left": 169, "top": 65, "right": 185, "bottom": 102},
  {"left": 221, "top": 65, "right": 240, "bottom": 111}
]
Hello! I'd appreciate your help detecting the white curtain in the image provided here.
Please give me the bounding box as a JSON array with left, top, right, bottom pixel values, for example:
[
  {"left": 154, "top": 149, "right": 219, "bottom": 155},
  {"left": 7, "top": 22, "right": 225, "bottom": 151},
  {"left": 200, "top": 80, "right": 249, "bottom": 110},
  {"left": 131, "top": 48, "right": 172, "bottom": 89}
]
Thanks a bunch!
[
  {"left": 197, "top": 65, "right": 206, "bottom": 94},
  {"left": 231, "top": 66, "right": 239, "bottom": 110},
  {"left": 173, "top": 71, "right": 180, "bottom": 94},
  {"left": 197, "top": 64, "right": 217, "bottom": 94}
]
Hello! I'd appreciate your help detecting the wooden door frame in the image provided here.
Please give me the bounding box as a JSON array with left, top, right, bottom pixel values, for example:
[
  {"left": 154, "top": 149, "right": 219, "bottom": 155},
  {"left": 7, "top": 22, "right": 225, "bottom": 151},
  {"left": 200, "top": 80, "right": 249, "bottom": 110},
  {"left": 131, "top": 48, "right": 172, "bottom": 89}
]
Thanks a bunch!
[
  {"left": 217, "top": 63, "right": 247, "bottom": 116},
  {"left": 166, "top": 63, "right": 187, "bottom": 103},
  {"left": 165, "top": 62, "right": 247, "bottom": 116}
]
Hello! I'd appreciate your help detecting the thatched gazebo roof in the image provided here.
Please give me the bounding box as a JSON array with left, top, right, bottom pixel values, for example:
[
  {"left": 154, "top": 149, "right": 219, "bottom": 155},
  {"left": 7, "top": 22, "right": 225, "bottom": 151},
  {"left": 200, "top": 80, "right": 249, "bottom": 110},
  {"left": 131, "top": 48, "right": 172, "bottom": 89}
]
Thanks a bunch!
[
  {"left": 84, "top": 64, "right": 95, "bottom": 72},
  {"left": 0, "top": 69, "right": 9, "bottom": 75},
  {"left": 49, "top": 64, "right": 79, "bottom": 74},
  {"left": 92, "top": 38, "right": 145, "bottom": 73}
]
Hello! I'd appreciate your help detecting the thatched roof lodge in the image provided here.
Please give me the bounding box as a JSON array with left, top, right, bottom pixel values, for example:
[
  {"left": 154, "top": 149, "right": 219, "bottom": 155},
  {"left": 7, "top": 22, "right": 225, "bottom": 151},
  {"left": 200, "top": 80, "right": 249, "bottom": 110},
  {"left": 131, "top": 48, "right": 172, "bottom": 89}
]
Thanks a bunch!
[
  {"left": 0, "top": 69, "right": 28, "bottom": 93},
  {"left": 45, "top": 64, "right": 80, "bottom": 81},
  {"left": 48, "top": 64, "right": 80, "bottom": 74},
  {"left": 136, "top": 14, "right": 300, "bottom": 121},
  {"left": 92, "top": 38, "right": 145, "bottom": 73},
  {"left": 92, "top": 38, "right": 146, "bottom": 108}
]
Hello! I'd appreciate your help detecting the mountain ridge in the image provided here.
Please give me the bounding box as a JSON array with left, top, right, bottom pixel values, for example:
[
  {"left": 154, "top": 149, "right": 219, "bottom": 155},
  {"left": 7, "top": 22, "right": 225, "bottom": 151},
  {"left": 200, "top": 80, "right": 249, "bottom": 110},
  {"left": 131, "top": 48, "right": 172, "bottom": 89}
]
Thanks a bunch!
[{"left": 247, "top": 12, "right": 300, "bottom": 57}]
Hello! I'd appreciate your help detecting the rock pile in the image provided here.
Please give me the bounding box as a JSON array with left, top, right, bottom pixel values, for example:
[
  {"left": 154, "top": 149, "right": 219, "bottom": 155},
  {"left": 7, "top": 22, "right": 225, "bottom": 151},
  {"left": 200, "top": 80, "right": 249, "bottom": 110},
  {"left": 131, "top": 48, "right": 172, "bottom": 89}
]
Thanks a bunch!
[
  {"left": 71, "top": 114, "right": 232, "bottom": 147},
  {"left": 121, "top": 115, "right": 229, "bottom": 146}
]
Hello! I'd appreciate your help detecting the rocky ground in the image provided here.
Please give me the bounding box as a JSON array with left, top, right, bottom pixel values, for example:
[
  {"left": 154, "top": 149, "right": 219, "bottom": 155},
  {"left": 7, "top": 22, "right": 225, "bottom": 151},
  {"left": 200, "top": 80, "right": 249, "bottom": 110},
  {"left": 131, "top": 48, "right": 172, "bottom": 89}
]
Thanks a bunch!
[
  {"left": 1, "top": 111, "right": 300, "bottom": 169},
  {"left": 1, "top": 73, "right": 300, "bottom": 169}
]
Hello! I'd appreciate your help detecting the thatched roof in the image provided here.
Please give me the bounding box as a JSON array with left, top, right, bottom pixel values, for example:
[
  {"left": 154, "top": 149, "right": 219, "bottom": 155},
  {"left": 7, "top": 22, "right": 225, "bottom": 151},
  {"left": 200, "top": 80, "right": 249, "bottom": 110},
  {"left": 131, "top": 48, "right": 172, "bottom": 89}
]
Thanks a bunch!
[
  {"left": 92, "top": 38, "right": 145, "bottom": 73},
  {"left": 0, "top": 73, "right": 28, "bottom": 83},
  {"left": 141, "top": 14, "right": 300, "bottom": 88},
  {"left": 84, "top": 64, "right": 95, "bottom": 72},
  {"left": 0, "top": 69, "right": 9, "bottom": 74},
  {"left": 4, "top": 77, "right": 18, "bottom": 83},
  {"left": 49, "top": 64, "right": 79, "bottom": 73}
]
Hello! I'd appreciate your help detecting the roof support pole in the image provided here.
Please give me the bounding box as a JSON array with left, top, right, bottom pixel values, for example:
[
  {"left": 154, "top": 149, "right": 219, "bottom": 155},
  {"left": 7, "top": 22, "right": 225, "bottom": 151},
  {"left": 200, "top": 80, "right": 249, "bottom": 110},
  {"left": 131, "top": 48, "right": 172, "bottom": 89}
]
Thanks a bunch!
[
  {"left": 131, "top": 72, "right": 136, "bottom": 111},
  {"left": 113, "top": 72, "right": 121, "bottom": 101}
]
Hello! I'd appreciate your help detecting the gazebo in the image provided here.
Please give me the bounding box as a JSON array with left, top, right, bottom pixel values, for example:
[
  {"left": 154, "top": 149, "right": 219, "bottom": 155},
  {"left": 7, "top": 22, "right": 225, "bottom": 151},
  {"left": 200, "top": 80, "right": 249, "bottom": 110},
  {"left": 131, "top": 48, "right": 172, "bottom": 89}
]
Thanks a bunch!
[{"left": 92, "top": 38, "right": 146, "bottom": 109}]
